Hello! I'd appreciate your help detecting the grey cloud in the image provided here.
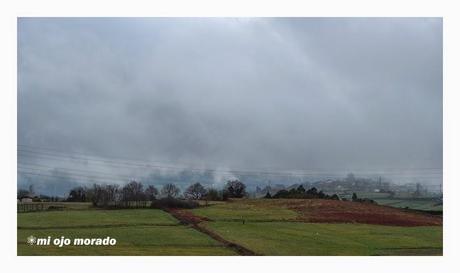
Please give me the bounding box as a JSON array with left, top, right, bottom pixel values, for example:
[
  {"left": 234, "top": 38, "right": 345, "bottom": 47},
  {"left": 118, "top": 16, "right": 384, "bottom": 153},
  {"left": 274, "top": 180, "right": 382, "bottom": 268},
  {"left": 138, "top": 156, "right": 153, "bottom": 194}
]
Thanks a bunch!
[{"left": 17, "top": 18, "right": 442, "bottom": 192}]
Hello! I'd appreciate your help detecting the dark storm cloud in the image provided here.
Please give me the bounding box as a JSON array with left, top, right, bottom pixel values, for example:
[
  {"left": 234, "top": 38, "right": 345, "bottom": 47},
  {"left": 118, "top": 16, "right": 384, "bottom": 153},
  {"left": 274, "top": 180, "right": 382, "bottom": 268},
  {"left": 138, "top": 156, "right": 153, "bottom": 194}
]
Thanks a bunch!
[{"left": 18, "top": 18, "right": 442, "bottom": 191}]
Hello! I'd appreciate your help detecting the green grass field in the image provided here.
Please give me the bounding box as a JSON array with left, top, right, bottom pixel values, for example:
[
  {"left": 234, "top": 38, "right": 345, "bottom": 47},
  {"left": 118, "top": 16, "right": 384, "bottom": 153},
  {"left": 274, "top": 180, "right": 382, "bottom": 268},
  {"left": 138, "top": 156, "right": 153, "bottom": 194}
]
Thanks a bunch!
[
  {"left": 17, "top": 200, "right": 443, "bottom": 256},
  {"left": 18, "top": 209, "right": 236, "bottom": 255},
  {"left": 349, "top": 193, "right": 443, "bottom": 212},
  {"left": 373, "top": 199, "right": 443, "bottom": 211},
  {"left": 192, "top": 199, "right": 442, "bottom": 255},
  {"left": 18, "top": 209, "right": 178, "bottom": 228},
  {"left": 202, "top": 221, "right": 442, "bottom": 255},
  {"left": 18, "top": 226, "right": 235, "bottom": 255}
]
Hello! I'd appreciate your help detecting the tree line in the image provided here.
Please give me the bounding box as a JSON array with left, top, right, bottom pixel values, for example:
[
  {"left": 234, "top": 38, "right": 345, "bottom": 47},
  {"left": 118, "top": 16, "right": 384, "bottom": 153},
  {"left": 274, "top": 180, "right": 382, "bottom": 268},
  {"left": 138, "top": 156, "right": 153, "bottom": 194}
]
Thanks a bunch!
[
  {"left": 66, "top": 179, "right": 248, "bottom": 207},
  {"left": 266, "top": 185, "right": 375, "bottom": 203},
  {"left": 267, "top": 185, "right": 340, "bottom": 200}
]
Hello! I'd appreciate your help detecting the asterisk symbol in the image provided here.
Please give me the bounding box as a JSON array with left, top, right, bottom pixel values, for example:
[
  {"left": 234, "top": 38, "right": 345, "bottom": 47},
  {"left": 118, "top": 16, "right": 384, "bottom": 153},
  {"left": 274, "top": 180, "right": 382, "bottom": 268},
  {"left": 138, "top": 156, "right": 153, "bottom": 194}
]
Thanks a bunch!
[{"left": 27, "top": 235, "right": 36, "bottom": 245}]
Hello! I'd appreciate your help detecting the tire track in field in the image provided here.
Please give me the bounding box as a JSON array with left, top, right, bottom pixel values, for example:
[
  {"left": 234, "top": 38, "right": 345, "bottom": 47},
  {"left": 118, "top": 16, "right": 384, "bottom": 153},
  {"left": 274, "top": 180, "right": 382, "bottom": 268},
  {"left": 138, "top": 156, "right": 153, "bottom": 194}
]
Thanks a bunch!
[{"left": 164, "top": 208, "right": 258, "bottom": 256}]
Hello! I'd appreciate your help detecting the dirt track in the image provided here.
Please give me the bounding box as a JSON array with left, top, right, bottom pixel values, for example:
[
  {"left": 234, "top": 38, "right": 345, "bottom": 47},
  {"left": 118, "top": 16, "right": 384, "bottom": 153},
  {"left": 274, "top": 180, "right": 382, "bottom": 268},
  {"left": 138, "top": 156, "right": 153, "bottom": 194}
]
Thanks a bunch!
[{"left": 164, "top": 208, "right": 257, "bottom": 256}]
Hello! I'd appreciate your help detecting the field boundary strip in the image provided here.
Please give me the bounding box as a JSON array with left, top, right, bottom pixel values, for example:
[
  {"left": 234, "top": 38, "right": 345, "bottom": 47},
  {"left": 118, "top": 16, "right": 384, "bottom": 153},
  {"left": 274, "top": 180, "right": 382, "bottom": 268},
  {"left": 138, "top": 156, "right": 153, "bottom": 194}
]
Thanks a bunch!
[
  {"left": 164, "top": 208, "right": 259, "bottom": 256},
  {"left": 18, "top": 223, "right": 180, "bottom": 230}
]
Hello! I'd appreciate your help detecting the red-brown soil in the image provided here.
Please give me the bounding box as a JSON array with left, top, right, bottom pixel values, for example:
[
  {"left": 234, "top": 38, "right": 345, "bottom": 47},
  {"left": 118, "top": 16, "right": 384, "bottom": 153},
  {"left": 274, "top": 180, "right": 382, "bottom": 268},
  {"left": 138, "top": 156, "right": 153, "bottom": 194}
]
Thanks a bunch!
[
  {"left": 164, "top": 208, "right": 256, "bottom": 255},
  {"left": 279, "top": 199, "right": 442, "bottom": 227},
  {"left": 165, "top": 208, "right": 210, "bottom": 225}
]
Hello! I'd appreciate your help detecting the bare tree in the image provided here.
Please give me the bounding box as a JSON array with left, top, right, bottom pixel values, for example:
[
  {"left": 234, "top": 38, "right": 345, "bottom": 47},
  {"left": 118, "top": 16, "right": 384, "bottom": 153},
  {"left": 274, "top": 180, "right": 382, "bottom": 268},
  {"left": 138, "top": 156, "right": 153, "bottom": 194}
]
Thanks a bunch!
[
  {"left": 121, "top": 181, "right": 145, "bottom": 201},
  {"left": 225, "top": 180, "right": 246, "bottom": 198},
  {"left": 144, "top": 185, "right": 159, "bottom": 201},
  {"left": 92, "top": 184, "right": 120, "bottom": 207},
  {"left": 161, "top": 183, "right": 180, "bottom": 198},
  {"left": 184, "top": 183, "right": 207, "bottom": 200}
]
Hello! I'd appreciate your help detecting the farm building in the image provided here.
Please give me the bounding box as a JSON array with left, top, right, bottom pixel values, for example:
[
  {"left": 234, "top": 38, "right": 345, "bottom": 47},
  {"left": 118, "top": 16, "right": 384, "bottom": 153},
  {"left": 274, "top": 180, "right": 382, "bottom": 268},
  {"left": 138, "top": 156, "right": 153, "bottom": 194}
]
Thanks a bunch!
[
  {"left": 19, "top": 196, "right": 33, "bottom": 203},
  {"left": 18, "top": 193, "right": 37, "bottom": 203}
]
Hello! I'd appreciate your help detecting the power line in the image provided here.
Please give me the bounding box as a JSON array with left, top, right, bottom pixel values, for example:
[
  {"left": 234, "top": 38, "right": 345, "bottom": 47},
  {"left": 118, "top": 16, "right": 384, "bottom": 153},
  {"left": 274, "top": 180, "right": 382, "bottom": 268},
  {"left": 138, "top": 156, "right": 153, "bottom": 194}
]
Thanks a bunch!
[
  {"left": 18, "top": 144, "right": 443, "bottom": 171},
  {"left": 18, "top": 162, "right": 143, "bottom": 180},
  {"left": 17, "top": 149, "right": 349, "bottom": 177},
  {"left": 18, "top": 144, "right": 196, "bottom": 167},
  {"left": 17, "top": 161, "right": 443, "bottom": 187},
  {"left": 18, "top": 166, "right": 142, "bottom": 182},
  {"left": 18, "top": 171, "right": 127, "bottom": 185},
  {"left": 18, "top": 147, "right": 443, "bottom": 177},
  {"left": 18, "top": 144, "right": 199, "bottom": 170},
  {"left": 18, "top": 153, "right": 443, "bottom": 188}
]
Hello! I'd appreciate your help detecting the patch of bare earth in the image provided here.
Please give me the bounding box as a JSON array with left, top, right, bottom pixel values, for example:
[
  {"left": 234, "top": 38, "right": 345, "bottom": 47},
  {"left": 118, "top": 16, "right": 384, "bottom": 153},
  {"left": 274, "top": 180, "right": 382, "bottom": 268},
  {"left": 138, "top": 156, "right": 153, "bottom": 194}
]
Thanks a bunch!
[
  {"left": 165, "top": 208, "right": 210, "bottom": 225},
  {"left": 278, "top": 199, "right": 442, "bottom": 227}
]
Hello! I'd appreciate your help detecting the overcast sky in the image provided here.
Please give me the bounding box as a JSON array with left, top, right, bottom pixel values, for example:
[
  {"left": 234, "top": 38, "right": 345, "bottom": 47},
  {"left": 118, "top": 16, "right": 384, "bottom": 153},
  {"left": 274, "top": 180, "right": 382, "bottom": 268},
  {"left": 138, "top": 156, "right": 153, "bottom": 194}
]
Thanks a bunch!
[{"left": 17, "top": 18, "right": 442, "bottom": 191}]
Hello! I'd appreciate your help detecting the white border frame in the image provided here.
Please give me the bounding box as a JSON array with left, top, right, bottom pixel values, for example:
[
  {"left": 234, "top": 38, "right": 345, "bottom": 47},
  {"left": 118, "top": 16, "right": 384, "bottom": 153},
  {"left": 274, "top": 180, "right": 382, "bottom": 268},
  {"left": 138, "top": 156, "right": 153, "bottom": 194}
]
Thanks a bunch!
[{"left": 1, "top": 1, "right": 459, "bottom": 272}]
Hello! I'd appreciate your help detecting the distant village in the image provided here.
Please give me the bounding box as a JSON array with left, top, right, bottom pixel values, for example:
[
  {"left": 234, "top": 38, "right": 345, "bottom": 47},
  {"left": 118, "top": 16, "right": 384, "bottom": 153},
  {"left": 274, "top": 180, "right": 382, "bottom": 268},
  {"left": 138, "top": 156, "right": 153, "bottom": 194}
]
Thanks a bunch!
[{"left": 253, "top": 173, "right": 442, "bottom": 200}]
